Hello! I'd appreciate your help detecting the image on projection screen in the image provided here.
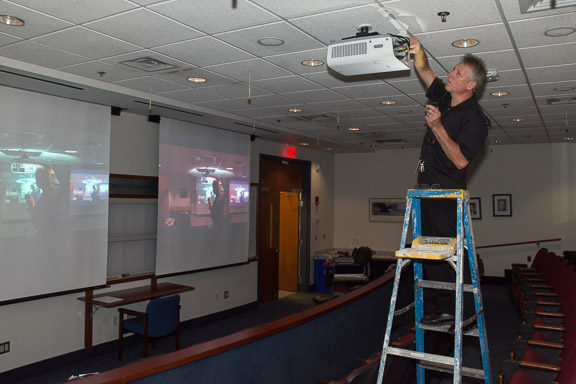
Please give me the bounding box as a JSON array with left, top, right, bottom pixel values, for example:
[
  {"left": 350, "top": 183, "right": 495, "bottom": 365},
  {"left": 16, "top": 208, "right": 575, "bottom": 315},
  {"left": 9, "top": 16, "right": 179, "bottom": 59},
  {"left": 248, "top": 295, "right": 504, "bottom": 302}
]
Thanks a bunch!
[
  {"left": 0, "top": 85, "right": 111, "bottom": 303},
  {"left": 156, "top": 118, "right": 250, "bottom": 276}
]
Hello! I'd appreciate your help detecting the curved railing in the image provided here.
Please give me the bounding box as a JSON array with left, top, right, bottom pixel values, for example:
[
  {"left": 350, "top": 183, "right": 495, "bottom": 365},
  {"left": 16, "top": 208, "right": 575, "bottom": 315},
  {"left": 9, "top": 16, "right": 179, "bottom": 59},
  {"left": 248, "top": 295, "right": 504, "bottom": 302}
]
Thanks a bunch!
[{"left": 79, "top": 268, "right": 402, "bottom": 384}]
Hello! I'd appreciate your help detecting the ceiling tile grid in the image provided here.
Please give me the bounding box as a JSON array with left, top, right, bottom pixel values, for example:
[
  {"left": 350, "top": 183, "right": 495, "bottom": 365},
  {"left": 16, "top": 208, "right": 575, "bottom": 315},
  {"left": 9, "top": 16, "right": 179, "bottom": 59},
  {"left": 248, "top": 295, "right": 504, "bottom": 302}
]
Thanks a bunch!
[{"left": 0, "top": 0, "right": 574, "bottom": 153}]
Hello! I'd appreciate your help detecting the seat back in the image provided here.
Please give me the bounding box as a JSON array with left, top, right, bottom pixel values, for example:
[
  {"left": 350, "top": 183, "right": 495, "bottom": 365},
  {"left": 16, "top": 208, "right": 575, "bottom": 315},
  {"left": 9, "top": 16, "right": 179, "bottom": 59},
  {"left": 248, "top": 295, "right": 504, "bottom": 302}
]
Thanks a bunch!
[
  {"left": 509, "top": 371, "right": 535, "bottom": 384},
  {"left": 146, "top": 295, "right": 180, "bottom": 338}
]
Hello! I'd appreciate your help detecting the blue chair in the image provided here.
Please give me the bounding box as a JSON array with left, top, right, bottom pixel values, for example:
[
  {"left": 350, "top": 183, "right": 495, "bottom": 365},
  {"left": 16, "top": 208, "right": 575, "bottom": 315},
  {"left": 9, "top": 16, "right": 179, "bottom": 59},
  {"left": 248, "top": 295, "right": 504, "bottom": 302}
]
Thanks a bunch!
[{"left": 118, "top": 295, "right": 181, "bottom": 360}]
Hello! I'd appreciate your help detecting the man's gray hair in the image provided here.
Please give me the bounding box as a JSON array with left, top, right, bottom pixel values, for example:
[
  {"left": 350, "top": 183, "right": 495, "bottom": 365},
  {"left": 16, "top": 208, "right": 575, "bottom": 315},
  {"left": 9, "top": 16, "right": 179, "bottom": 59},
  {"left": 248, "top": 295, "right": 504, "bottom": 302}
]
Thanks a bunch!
[{"left": 461, "top": 53, "right": 487, "bottom": 92}]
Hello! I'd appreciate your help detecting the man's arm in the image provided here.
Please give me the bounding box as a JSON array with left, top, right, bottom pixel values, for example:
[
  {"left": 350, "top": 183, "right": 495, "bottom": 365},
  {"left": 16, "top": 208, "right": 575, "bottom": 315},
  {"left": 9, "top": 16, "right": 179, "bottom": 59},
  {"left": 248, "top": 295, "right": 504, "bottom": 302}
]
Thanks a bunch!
[
  {"left": 425, "top": 105, "right": 469, "bottom": 170},
  {"left": 409, "top": 36, "right": 436, "bottom": 88}
]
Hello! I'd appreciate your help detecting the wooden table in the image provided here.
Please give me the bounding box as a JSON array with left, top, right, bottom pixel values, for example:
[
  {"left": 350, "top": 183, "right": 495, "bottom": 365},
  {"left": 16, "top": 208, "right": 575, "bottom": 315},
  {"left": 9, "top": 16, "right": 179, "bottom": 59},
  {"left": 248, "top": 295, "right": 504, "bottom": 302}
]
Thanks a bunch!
[{"left": 78, "top": 281, "right": 194, "bottom": 347}]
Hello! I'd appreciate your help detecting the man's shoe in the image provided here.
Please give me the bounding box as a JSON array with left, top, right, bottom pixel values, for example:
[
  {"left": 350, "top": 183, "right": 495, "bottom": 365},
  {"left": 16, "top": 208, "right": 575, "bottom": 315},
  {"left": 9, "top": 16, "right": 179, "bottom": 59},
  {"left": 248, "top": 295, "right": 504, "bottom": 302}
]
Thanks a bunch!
[{"left": 420, "top": 313, "right": 455, "bottom": 325}]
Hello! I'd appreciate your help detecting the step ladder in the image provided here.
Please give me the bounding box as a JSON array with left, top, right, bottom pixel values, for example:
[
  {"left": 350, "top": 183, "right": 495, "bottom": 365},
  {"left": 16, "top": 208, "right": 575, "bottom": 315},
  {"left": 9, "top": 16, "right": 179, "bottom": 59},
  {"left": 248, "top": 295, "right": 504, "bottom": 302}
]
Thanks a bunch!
[{"left": 376, "top": 189, "right": 491, "bottom": 384}]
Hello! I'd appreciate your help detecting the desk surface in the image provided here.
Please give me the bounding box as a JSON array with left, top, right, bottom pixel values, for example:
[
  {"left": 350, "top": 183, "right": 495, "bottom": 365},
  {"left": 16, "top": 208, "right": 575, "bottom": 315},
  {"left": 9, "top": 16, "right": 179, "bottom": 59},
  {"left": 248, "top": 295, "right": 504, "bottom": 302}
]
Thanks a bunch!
[{"left": 78, "top": 282, "right": 194, "bottom": 308}]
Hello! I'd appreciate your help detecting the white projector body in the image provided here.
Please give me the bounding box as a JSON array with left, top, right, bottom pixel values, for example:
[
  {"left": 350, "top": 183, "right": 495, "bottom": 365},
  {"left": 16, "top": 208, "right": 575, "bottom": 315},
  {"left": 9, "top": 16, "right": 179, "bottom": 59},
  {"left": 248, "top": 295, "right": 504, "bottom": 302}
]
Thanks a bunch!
[{"left": 326, "top": 35, "right": 411, "bottom": 76}]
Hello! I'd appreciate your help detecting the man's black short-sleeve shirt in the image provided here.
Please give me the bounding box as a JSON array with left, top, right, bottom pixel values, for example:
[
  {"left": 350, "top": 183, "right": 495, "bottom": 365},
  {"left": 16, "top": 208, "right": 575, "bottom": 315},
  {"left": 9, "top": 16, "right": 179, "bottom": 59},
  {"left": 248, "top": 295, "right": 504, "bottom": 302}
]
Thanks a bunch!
[{"left": 417, "top": 77, "right": 488, "bottom": 189}]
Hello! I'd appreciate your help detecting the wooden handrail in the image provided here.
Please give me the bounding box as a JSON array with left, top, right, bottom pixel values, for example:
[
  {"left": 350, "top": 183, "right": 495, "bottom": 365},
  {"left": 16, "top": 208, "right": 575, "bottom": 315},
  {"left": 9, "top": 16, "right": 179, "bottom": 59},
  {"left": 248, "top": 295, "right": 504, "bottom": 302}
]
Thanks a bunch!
[
  {"left": 77, "top": 268, "right": 397, "bottom": 384},
  {"left": 476, "top": 238, "right": 561, "bottom": 249}
]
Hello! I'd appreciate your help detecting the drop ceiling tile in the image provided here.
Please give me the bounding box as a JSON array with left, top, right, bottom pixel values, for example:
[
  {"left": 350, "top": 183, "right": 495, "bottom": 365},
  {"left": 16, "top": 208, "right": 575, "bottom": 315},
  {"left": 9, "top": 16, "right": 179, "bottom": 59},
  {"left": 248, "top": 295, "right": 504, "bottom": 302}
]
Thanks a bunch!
[
  {"left": 527, "top": 64, "right": 576, "bottom": 83},
  {"left": 307, "top": 99, "right": 369, "bottom": 112},
  {"left": 114, "top": 76, "right": 187, "bottom": 94},
  {"left": 33, "top": 26, "right": 141, "bottom": 59},
  {"left": 150, "top": 0, "right": 280, "bottom": 34},
  {"left": 243, "top": 93, "right": 298, "bottom": 108},
  {"left": 291, "top": 4, "right": 401, "bottom": 45},
  {"left": 86, "top": 8, "right": 203, "bottom": 48},
  {"left": 302, "top": 71, "right": 381, "bottom": 89},
  {"left": 206, "top": 83, "right": 271, "bottom": 99},
  {"left": 0, "top": 2, "right": 73, "bottom": 39},
  {"left": 8, "top": 0, "right": 138, "bottom": 24},
  {"left": 154, "top": 68, "right": 236, "bottom": 88},
  {"left": 206, "top": 59, "right": 292, "bottom": 82},
  {"left": 386, "top": 0, "right": 502, "bottom": 33},
  {"left": 520, "top": 43, "right": 576, "bottom": 68},
  {"left": 417, "top": 24, "right": 512, "bottom": 58},
  {"left": 252, "top": 76, "right": 323, "bottom": 94},
  {"left": 193, "top": 98, "right": 251, "bottom": 110},
  {"left": 153, "top": 37, "right": 255, "bottom": 67},
  {"left": 0, "top": 32, "right": 22, "bottom": 47},
  {"left": 59, "top": 60, "right": 145, "bottom": 82},
  {"left": 358, "top": 95, "right": 421, "bottom": 109},
  {"left": 0, "top": 41, "right": 90, "bottom": 68},
  {"left": 264, "top": 49, "right": 328, "bottom": 75},
  {"left": 279, "top": 89, "right": 345, "bottom": 104},
  {"left": 509, "top": 14, "right": 576, "bottom": 49},
  {"left": 532, "top": 81, "right": 576, "bottom": 97},
  {"left": 332, "top": 83, "right": 403, "bottom": 99},
  {"left": 250, "top": 0, "right": 374, "bottom": 19},
  {"left": 158, "top": 88, "right": 226, "bottom": 104},
  {"left": 216, "top": 22, "right": 324, "bottom": 57}
]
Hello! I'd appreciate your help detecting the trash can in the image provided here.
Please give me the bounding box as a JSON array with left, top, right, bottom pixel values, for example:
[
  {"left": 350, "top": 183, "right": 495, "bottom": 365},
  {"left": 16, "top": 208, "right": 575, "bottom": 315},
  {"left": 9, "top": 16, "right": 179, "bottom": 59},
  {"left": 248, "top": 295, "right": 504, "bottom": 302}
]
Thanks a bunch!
[{"left": 315, "top": 257, "right": 332, "bottom": 293}]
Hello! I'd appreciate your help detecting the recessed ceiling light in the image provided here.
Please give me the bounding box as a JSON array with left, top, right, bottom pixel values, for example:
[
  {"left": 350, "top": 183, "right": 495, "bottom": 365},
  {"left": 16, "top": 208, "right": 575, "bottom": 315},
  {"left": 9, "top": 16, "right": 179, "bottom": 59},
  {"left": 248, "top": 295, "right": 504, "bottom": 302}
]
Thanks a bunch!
[
  {"left": 380, "top": 100, "right": 397, "bottom": 105},
  {"left": 288, "top": 108, "right": 303, "bottom": 113},
  {"left": 187, "top": 77, "right": 207, "bottom": 83},
  {"left": 511, "top": 117, "right": 525, "bottom": 122},
  {"left": 348, "top": 127, "right": 360, "bottom": 131},
  {"left": 299, "top": 142, "right": 309, "bottom": 146},
  {"left": 64, "top": 150, "right": 78, "bottom": 154},
  {"left": 369, "top": 144, "right": 378, "bottom": 149},
  {"left": 0, "top": 15, "right": 25, "bottom": 26},
  {"left": 554, "top": 86, "right": 575, "bottom": 92},
  {"left": 257, "top": 37, "right": 285, "bottom": 46},
  {"left": 301, "top": 59, "right": 324, "bottom": 67},
  {"left": 490, "top": 91, "right": 509, "bottom": 97},
  {"left": 544, "top": 27, "right": 576, "bottom": 37},
  {"left": 452, "top": 39, "right": 479, "bottom": 48},
  {"left": 325, "top": 147, "right": 333, "bottom": 151},
  {"left": 564, "top": 137, "right": 574, "bottom": 141}
]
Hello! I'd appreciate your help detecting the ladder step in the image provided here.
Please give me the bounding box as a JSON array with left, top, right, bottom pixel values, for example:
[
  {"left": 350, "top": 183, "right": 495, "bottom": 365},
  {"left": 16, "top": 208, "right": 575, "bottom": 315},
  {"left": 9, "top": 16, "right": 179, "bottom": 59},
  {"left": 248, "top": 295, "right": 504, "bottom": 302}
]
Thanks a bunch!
[
  {"left": 418, "top": 280, "right": 476, "bottom": 292},
  {"left": 386, "top": 347, "right": 485, "bottom": 380},
  {"left": 418, "top": 323, "right": 480, "bottom": 337},
  {"left": 396, "top": 236, "right": 456, "bottom": 260}
]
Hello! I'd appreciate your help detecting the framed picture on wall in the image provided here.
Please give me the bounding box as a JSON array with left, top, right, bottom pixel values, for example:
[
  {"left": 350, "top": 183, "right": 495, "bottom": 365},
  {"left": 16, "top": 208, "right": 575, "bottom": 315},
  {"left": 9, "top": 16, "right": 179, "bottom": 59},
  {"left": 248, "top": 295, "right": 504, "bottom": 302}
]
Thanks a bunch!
[
  {"left": 469, "top": 197, "right": 482, "bottom": 220},
  {"left": 493, "top": 194, "right": 512, "bottom": 217},
  {"left": 369, "top": 198, "right": 406, "bottom": 222}
]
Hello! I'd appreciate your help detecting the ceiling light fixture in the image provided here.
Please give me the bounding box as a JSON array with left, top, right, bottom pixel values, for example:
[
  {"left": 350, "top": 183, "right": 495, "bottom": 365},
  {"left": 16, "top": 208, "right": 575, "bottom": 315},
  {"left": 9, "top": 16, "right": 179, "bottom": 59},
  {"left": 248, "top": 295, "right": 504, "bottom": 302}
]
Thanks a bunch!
[
  {"left": 288, "top": 108, "right": 303, "bottom": 113},
  {"left": 348, "top": 127, "right": 360, "bottom": 131},
  {"left": 511, "top": 117, "right": 525, "bottom": 122},
  {"left": 0, "top": 15, "right": 25, "bottom": 26},
  {"left": 257, "top": 37, "right": 285, "bottom": 46},
  {"left": 301, "top": 59, "right": 324, "bottom": 67},
  {"left": 554, "top": 86, "right": 576, "bottom": 92},
  {"left": 451, "top": 39, "right": 479, "bottom": 48},
  {"left": 380, "top": 100, "right": 397, "bottom": 105},
  {"left": 544, "top": 27, "right": 576, "bottom": 37},
  {"left": 299, "top": 142, "right": 309, "bottom": 146},
  {"left": 490, "top": 91, "right": 509, "bottom": 97},
  {"left": 187, "top": 77, "right": 207, "bottom": 83}
]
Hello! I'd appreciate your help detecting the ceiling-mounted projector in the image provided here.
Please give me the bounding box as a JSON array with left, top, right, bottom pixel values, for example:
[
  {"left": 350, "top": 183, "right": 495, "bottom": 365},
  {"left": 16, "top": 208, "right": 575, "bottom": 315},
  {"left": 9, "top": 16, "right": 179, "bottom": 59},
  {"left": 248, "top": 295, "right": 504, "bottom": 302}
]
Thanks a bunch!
[{"left": 326, "top": 30, "right": 411, "bottom": 76}]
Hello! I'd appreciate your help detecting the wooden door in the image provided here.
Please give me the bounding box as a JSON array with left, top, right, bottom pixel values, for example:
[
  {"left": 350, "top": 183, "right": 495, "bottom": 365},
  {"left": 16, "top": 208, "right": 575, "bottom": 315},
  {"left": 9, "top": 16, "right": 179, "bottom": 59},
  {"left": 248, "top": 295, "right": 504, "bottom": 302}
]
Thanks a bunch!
[{"left": 279, "top": 192, "right": 299, "bottom": 291}]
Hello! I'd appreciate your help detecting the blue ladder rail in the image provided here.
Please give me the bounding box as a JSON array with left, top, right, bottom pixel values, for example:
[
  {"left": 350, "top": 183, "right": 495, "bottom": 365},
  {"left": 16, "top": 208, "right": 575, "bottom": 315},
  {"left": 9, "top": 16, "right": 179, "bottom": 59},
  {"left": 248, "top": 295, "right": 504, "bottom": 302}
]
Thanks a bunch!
[{"left": 376, "top": 189, "right": 491, "bottom": 384}]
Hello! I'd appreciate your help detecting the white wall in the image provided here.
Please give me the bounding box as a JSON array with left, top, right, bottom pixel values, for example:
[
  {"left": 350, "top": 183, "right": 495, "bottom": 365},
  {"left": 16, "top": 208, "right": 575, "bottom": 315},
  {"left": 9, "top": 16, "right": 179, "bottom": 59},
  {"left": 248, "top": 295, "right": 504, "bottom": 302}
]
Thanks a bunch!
[
  {"left": 334, "top": 143, "right": 576, "bottom": 276},
  {"left": 0, "top": 113, "right": 335, "bottom": 373}
]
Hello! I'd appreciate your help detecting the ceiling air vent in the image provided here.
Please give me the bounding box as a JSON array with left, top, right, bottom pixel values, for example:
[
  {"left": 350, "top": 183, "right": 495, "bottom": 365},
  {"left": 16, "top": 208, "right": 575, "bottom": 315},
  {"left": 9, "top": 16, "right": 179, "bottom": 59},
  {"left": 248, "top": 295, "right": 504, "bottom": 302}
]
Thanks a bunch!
[
  {"left": 120, "top": 57, "right": 177, "bottom": 72},
  {"left": 295, "top": 114, "right": 334, "bottom": 122},
  {"left": 519, "top": 0, "right": 576, "bottom": 14},
  {"left": 547, "top": 96, "right": 576, "bottom": 105}
]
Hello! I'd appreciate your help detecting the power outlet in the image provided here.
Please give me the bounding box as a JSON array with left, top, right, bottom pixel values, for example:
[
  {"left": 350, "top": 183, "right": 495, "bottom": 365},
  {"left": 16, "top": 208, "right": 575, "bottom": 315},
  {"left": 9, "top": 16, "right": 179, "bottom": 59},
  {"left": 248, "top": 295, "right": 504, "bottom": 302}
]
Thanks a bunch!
[
  {"left": 0, "top": 341, "right": 10, "bottom": 355},
  {"left": 224, "top": 291, "right": 229, "bottom": 299}
]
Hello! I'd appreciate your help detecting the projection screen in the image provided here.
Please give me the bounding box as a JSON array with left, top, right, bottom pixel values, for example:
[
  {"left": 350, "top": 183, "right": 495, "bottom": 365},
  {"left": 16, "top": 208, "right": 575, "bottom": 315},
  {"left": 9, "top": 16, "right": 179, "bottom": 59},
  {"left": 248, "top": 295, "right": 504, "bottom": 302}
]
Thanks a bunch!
[
  {"left": 0, "top": 86, "right": 111, "bottom": 303},
  {"left": 156, "top": 118, "right": 250, "bottom": 276}
]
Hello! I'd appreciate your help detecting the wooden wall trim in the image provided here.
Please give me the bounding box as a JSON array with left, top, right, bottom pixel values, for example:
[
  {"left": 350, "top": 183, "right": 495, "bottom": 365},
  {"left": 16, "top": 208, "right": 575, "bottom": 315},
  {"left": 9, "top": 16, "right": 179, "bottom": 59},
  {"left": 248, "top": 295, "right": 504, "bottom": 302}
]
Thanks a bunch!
[{"left": 78, "top": 269, "right": 396, "bottom": 384}]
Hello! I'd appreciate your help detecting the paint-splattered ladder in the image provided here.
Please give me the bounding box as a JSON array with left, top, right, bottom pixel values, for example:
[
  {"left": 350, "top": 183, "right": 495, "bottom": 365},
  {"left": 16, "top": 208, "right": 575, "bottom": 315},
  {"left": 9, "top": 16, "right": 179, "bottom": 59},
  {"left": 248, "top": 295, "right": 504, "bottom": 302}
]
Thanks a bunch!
[{"left": 377, "top": 189, "right": 491, "bottom": 384}]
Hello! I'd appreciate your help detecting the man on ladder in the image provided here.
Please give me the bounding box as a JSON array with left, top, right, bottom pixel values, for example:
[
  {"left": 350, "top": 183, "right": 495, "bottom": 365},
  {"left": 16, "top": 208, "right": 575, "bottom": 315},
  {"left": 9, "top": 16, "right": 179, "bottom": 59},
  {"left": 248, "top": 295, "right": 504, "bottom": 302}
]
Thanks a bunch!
[{"left": 409, "top": 36, "right": 488, "bottom": 327}]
